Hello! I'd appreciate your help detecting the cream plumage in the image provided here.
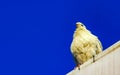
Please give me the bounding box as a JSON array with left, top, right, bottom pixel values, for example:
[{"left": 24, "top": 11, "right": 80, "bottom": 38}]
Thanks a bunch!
[{"left": 70, "top": 22, "right": 102, "bottom": 69}]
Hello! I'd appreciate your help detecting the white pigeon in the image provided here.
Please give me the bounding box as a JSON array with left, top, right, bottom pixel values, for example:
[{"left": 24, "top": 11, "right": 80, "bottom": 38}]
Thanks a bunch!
[{"left": 70, "top": 22, "right": 102, "bottom": 69}]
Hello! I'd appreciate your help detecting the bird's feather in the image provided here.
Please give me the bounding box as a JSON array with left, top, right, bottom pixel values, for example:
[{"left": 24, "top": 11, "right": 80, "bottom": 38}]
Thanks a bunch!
[{"left": 70, "top": 22, "right": 102, "bottom": 66}]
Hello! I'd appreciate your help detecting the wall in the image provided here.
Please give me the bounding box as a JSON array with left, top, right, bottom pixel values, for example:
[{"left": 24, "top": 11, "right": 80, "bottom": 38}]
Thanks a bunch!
[{"left": 66, "top": 41, "right": 120, "bottom": 75}]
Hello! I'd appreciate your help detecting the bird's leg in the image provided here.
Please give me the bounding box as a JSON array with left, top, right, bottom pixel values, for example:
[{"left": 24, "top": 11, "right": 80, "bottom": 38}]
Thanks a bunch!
[
  {"left": 77, "top": 64, "right": 81, "bottom": 70},
  {"left": 72, "top": 54, "right": 80, "bottom": 70},
  {"left": 93, "top": 55, "right": 95, "bottom": 62},
  {"left": 76, "top": 60, "right": 81, "bottom": 70},
  {"left": 74, "top": 63, "right": 81, "bottom": 70}
]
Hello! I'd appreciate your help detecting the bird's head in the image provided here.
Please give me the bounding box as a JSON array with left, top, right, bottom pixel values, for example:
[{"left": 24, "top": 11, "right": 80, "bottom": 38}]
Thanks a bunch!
[{"left": 76, "top": 22, "right": 86, "bottom": 30}]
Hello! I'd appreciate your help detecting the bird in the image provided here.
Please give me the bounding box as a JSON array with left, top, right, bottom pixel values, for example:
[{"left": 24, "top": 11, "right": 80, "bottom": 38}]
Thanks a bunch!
[{"left": 70, "top": 22, "right": 102, "bottom": 70}]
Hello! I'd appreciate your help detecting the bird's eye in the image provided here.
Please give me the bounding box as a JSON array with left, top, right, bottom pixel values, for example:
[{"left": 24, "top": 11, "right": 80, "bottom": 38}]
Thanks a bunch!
[{"left": 81, "top": 24, "right": 84, "bottom": 26}]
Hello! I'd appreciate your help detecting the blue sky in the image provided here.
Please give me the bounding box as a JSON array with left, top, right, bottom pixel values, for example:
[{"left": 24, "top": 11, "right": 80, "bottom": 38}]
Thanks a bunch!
[{"left": 0, "top": 0, "right": 120, "bottom": 75}]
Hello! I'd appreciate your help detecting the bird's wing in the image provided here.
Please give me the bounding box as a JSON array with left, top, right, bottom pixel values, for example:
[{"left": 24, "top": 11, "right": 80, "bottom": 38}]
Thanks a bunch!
[
  {"left": 72, "top": 54, "right": 79, "bottom": 66},
  {"left": 96, "top": 39, "right": 103, "bottom": 54},
  {"left": 72, "top": 48, "right": 83, "bottom": 66},
  {"left": 98, "top": 40, "right": 103, "bottom": 50}
]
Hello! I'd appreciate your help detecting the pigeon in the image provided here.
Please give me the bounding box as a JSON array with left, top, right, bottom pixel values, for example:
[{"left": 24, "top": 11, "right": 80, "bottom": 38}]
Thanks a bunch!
[{"left": 70, "top": 22, "right": 102, "bottom": 70}]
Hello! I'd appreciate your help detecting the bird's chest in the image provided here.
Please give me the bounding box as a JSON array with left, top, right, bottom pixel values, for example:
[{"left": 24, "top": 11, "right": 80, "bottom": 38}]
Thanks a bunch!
[
  {"left": 73, "top": 34, "right": 95, "bottom": 44},
  {"left": 71, "top": 33, "right": 96, "bottom": 53}
]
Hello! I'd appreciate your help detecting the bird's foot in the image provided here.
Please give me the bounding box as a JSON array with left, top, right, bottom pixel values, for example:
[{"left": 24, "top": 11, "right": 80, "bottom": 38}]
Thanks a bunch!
[
  {"left": 74, "top": 64, "right": 80, "bottom": 70},
  {"left": 93, "top": 55, "right": 95, "bottom": 62}
]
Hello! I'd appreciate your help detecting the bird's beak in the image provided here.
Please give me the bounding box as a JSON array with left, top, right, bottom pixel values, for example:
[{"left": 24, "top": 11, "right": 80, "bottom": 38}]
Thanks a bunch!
[
  {"left": 76, "top": 24, "right": 79, "bottom": 28},
  {"left": 76, "top": 22, "right": 82, "bottom": 28}
]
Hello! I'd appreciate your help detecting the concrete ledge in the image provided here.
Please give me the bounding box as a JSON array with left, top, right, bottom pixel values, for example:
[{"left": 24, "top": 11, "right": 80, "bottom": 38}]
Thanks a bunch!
[{"left": 66, "top": 40, "right": 120, "bottom": 75}]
